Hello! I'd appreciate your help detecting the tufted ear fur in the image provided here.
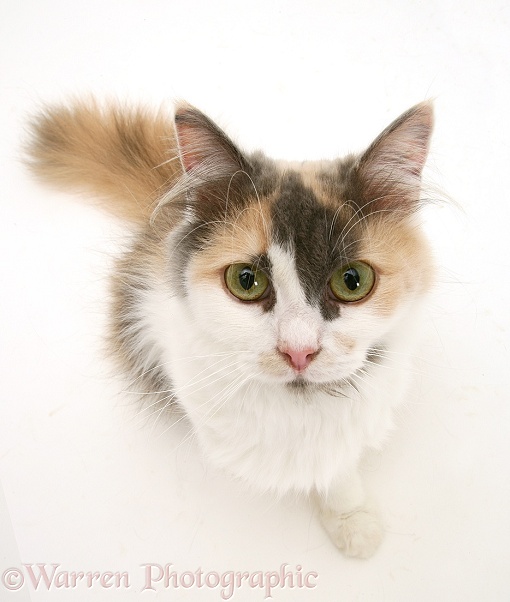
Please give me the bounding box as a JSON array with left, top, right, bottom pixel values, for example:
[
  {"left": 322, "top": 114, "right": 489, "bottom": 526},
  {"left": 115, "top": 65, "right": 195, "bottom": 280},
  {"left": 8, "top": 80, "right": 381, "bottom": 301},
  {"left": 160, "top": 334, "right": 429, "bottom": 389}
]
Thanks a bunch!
[
  {"left": 355, "top": 101, "right": 433, "bottom": 214},
  {"left": 174, "top": 104, "right": 249, "bottom": 176},
  {"left": 26, "top": 100, "right": 253, "bottom": 225},
  {"left": 169, "top": 104, "right": 254, "bottom": 219}
]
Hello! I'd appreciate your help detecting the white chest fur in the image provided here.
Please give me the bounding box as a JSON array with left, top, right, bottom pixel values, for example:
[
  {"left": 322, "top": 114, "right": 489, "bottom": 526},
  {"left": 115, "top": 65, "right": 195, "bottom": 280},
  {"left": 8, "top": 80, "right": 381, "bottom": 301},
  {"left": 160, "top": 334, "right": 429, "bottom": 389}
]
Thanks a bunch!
[{"left": 141, "top": 277, "right": 421, "bottom": 496}]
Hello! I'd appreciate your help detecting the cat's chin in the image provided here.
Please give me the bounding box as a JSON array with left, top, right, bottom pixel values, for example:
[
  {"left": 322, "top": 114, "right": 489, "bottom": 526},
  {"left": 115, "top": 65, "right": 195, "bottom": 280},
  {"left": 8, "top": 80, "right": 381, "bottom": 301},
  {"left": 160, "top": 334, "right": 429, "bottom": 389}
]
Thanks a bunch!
[
  {"left": 285, "top": 377, "right": 353, "bottom": 398},
  {"left": 254, "top": 370, "right": 357, "bottom": 397}
]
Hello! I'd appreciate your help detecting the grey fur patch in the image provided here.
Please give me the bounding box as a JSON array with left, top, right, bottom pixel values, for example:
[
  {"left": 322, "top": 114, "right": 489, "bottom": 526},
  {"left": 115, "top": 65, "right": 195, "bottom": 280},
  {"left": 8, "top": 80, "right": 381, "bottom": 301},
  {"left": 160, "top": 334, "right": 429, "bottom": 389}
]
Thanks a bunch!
[{"left": 270, "top": 170, "right": 361, "bottom": 320}]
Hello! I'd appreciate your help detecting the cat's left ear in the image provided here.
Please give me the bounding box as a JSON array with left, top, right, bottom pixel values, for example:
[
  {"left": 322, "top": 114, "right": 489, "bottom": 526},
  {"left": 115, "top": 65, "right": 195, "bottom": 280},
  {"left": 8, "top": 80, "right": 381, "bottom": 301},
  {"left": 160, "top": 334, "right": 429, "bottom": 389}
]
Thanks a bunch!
[
  {"left": 355, "top": 101, "right": 433, "bottom": 213},
  {"left": 174, "top": 103, "right": 250, "bottom": 181}
]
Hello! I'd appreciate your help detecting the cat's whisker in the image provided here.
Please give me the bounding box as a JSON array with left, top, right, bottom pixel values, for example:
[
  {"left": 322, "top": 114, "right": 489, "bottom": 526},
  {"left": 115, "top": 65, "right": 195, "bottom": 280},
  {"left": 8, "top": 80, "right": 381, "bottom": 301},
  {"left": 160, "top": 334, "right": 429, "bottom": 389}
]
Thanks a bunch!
[
  {"left": 123, "top": 350, "right": 250, "bottom": 396},
  {"left": 366, "top": 348, "right": 442, "bottom": 369},
  {"left": 172, "top": 219, "right": 223, "bottom": 250},
  {"left": 174, "top": 379, "right": 246, "bottom": 448},
  {"left": 129, "top": 354, "right": 249, "bottom": 415},
  {"left": 328, "top": 205, "right": 345, "bottom": 243},
  {"left": 337, "top": 206, "right": 420, "bottom": 259},
  {"left": 362, "top": 358, "right": 429, "bottom": 379},
  {"left": 168, "top": 370, "right": 253, "bottom": 450},
  {"left": 123, "top": 360, "right": 174, "bottom": 390},
  {"left": 251, "top": 180, "right": 271, "bottom": 244},
  {"left": 132, "top": 358, "right": 251, "bottom": 428},
  {"left": 333, "top": 205, "right": 406, "bottom": 258},
  {"left": 152, "top": 154, "right": 182, "bottom": 171},
  {"left": 329, "top": 194, "right": 385, "bottom": 257},
  {"left": 139, "top": 357, "right": 250, "bottom": 418}
]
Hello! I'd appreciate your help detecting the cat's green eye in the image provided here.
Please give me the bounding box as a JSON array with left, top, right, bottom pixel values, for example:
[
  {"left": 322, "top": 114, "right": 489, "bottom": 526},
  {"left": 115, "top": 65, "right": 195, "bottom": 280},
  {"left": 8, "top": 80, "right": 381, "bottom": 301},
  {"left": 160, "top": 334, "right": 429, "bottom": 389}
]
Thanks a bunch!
[
  {"left": 225, "top": 264, "right": 269, "bottom": 301},
  {"left": 329, "top": 261, "right": 375, "bottom": 303}
]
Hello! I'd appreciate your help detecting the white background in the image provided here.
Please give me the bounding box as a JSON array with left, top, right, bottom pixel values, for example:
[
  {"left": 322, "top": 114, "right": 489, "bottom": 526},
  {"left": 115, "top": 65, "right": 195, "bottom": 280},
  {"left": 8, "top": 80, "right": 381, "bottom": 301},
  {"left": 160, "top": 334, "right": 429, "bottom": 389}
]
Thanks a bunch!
[{"left": 1, "top": 0, "right": 510, "bottom": 600}]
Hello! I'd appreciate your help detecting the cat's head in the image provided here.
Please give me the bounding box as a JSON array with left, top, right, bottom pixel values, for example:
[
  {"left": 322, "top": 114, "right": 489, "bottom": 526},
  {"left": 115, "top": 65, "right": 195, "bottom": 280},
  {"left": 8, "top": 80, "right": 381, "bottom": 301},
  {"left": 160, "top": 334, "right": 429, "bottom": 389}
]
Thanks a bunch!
[{"left": 157, "top": 103, "right": 434, "bottom": 390}]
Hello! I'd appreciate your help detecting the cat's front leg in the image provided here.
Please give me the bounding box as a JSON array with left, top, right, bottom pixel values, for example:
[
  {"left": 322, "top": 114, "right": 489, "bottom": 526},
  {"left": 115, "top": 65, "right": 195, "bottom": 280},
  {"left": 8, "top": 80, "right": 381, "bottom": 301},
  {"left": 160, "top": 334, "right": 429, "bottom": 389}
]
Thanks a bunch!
[{"left": 316, "top": 471, "right": 383, "bottom": 559}]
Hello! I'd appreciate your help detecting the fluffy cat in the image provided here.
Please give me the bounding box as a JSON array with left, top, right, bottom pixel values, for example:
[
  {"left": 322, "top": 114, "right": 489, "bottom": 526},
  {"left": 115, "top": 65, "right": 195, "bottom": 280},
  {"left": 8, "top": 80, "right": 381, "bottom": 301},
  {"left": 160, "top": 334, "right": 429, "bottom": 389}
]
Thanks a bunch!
[{"left": 27, "top": 98, "right": 434, "bottom": 558}]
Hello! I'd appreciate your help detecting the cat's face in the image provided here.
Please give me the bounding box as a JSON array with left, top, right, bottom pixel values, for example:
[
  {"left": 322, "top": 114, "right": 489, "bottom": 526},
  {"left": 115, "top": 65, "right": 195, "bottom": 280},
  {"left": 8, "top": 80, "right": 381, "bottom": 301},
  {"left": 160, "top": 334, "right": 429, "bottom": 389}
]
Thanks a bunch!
[
  {"left": 153, "top": 102, "right": 434, "bottom": 391},
  {"left": 167, "top": 170, "right": 432, "bottom": 391}
]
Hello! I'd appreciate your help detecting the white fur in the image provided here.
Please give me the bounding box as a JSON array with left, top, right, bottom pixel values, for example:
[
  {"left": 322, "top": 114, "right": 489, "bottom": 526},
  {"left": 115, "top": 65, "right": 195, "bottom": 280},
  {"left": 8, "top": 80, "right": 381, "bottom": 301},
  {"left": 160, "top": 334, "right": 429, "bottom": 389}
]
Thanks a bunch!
[
  {"left": 136, "top": 236, "right": 427, "bottom": 557},
  {"left": 144, "top": 240, "right": 415, "bottom": 493}
]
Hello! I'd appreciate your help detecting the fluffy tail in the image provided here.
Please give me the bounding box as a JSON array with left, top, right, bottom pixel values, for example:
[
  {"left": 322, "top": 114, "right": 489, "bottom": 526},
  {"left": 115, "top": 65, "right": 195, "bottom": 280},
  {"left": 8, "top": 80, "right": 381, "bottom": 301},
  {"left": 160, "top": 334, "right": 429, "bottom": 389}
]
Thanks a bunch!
[{"left": 26, "top": 99, "right": 182, "bottom": 223}]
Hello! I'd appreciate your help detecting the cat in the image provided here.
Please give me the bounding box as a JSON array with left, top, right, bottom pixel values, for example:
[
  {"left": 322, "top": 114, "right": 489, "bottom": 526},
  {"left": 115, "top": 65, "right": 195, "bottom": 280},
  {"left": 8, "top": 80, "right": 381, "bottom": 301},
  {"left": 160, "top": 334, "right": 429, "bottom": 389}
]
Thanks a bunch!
[{"left": 27, "top": 98, "right": 434, "bottom": 558}]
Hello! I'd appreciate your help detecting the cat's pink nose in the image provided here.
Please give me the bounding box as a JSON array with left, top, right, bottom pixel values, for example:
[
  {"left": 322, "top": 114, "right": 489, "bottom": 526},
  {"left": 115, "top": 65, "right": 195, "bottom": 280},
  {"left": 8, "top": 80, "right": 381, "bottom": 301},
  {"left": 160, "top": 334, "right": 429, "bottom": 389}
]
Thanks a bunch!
[{"left": 279, "top": 347, "right": 318, "bottom": 372}]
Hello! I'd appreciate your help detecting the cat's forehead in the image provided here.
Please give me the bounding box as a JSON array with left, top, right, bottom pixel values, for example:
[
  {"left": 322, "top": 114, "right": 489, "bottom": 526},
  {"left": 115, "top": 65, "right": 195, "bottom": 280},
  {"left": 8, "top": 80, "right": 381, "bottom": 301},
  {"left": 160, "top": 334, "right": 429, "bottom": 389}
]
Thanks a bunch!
[
  {"left": 270, "top": 167, "right": 356, "bottom": 248},
  {"left": 269, "top": 168, "right": 359, "bottom": 316},
  {"left": 187, "top": 164, "right": 430, "bottom": 321},
  {"left": 186, "top": 162, "right": 364, "bottom": 318}
]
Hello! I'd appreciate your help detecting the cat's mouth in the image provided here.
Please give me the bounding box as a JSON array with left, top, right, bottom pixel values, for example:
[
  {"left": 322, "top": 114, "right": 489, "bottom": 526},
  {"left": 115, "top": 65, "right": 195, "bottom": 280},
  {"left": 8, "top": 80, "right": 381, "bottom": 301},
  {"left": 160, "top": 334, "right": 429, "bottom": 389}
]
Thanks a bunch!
[
  {"left": 286, "top": 376, "right": 354, "bottom": 398},
  {"left": 283, "top": 345, "right": 385, "bottom": 396}
]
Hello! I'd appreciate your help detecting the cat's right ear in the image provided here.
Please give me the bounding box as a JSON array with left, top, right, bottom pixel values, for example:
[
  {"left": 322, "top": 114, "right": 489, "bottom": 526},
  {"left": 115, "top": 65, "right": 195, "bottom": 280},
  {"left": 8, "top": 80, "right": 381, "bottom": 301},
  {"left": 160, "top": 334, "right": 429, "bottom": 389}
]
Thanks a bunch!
[{"left": 174, "top": 104, "right": 249, "bottom": 181}]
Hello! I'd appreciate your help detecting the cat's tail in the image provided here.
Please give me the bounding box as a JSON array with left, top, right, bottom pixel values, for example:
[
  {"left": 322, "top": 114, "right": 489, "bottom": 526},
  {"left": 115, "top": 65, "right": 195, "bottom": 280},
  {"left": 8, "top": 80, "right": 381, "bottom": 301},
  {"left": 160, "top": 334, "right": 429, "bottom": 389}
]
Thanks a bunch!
[{"left": 26, "top": 99, "right": 182, "bottom": 223}]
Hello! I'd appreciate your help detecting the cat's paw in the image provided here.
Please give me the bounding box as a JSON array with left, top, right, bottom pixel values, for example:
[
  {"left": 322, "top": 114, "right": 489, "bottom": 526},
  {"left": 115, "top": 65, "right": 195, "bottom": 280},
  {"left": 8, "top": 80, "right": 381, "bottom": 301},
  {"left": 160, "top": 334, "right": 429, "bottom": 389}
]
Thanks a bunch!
[{"left": 320, "top": 505, "right": 383, "bottom": 559}]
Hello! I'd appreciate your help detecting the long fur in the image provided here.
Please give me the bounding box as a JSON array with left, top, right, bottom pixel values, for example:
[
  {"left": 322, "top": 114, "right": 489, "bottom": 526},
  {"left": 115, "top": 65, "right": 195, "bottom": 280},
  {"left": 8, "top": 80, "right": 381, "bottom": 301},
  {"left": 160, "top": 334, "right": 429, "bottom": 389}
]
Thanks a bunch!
[
  {"left": 27, "top": 99, "right": 182, "bottom": 223},
  {"left": 26, "top": 99, "right": 435, "bottom": 559}
]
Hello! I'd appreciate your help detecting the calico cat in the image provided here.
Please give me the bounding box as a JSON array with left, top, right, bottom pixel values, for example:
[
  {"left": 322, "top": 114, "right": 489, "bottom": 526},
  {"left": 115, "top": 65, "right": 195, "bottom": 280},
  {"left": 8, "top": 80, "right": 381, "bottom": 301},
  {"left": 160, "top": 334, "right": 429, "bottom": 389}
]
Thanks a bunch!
[{"left": 27, "top": 99, "right": 434, "bottom": 558}]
